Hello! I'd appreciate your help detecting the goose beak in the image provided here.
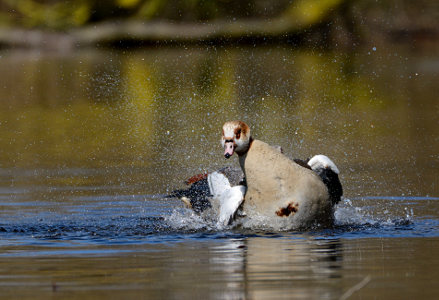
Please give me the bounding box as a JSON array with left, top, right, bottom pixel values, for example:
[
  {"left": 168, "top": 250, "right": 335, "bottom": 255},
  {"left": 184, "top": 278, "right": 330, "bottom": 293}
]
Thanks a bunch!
[{"left": 224, "top": 142, "right": 235, "bottom": 159}]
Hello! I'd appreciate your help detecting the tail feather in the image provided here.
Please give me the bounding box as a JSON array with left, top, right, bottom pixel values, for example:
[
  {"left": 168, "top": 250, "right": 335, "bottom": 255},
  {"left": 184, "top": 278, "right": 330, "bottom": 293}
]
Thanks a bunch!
[
  {"left": 308, "top": 155, "right": 343, "bottom": 205},
  {"left": 308, "top": 155, "right": 340, "bottom": 174}
]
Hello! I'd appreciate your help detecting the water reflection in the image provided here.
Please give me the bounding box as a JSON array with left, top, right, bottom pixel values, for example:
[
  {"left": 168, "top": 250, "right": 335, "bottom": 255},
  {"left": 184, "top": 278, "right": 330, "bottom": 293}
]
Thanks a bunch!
[
  {"left": 1, "top": 234, "right": 438, "bottom": 299},
  {"left": 151, "top": 237, "right": 343, "bottom": 299},
  {"left": 238, "top": 237, "right": 342, "bottom": 299},
  {"left": 0, "top": 235, "right": 343, "bottom": 299}
]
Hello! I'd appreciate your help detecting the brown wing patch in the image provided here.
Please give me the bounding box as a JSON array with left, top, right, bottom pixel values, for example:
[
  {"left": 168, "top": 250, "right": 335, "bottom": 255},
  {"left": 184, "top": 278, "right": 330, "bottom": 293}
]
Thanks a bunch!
[
  {"left": 185, "top": 172, "right": 209, "bottom": 185},
  {"left": 276, "top": 203, "right": 299, "bottom": 217}
]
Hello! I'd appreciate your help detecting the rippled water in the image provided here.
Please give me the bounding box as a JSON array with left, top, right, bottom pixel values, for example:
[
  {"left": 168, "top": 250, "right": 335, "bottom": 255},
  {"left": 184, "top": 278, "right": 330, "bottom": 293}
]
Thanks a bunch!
[{"left": 0, "top": 45, "right": 438, "bottom": 298}]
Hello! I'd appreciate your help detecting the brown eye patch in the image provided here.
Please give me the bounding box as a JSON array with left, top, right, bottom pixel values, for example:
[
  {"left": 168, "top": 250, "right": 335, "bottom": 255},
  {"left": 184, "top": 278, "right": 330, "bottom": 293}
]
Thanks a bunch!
[{"left": 234, "top": 128, "right": 241, "bottom": 139}]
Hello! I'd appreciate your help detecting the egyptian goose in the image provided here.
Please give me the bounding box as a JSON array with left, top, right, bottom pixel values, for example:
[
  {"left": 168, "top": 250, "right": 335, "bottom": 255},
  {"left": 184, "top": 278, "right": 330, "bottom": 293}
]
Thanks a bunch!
[{"left": 222, "top": 120, "right": 342, "bottom": 228}]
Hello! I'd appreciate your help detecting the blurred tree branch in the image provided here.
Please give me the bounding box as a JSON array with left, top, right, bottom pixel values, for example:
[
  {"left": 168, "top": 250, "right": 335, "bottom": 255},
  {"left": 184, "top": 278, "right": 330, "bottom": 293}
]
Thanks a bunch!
[{"left": 0, "top": 0, "right": 437, "bottom": 49}]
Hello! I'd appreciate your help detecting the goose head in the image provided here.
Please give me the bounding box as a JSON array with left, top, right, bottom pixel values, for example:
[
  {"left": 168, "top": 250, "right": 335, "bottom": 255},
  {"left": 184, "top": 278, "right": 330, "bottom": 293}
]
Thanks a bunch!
[{"left": 221, "top": 121, "right": 252, "bottom": 158}]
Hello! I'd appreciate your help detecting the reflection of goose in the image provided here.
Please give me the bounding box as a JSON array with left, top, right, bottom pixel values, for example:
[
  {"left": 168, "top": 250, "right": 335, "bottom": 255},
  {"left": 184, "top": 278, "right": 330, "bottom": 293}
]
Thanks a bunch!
[
  {"left": 222, "top": 120, "right": 342, "bottom": 227},
  {"left": 242, "top": 237, "right": 342, "bottom": 298},
  {"left": 169, "top": 120, "right": 342, "bottom": 227}
]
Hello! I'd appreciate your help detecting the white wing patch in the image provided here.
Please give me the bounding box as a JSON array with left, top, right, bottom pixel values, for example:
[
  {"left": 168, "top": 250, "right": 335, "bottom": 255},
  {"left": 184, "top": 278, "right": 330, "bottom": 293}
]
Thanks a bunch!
[
  {"left": 208, "top": 171, "right": 230, "bottom": 198},
  {"left": 208, "top": 172, "right": 245, "bottom": 226},
  {"left": 308, "top": 154, "right": 340, "bottom": 174}
]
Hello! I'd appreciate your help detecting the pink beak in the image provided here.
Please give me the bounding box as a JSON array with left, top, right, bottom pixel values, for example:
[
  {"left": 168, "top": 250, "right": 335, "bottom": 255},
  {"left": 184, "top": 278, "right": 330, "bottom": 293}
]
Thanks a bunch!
[{"left": 224, "top": 142, "right": 235, "bottom": 159}]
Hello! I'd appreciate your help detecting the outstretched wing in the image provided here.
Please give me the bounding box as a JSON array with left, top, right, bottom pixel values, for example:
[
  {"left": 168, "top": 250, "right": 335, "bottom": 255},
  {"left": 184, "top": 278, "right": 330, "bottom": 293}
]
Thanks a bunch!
[{"left": 208, "top": 172, "right": 246, "bottom": 226}]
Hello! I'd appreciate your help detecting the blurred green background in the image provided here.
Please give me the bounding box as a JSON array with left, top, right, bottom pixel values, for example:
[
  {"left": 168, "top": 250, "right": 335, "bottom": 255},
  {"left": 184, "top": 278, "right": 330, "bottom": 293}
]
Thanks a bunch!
[{"left": 0, "top": 0, "right": 438, "bottom": 49}]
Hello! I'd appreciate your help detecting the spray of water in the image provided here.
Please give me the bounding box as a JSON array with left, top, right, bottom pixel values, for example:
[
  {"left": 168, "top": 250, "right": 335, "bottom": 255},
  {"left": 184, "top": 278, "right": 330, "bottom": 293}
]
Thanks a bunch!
[{"left": 164, "top": 197, "right": 415, "bottom": 233}]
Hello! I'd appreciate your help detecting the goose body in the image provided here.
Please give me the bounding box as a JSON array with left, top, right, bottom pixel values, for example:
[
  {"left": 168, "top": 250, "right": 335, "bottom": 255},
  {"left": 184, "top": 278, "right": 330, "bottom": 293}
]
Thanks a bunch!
[
  {"left": 222, "top": 120, "right": 342, "bottom": 227},
  {"left": 239, "top": 139, "right": 333, "bottom": 227}
]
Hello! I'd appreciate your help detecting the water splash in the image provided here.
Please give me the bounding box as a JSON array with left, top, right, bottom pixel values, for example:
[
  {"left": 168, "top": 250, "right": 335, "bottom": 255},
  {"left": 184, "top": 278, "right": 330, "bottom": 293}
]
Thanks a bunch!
[
  {"left": 335, "top": 197, "right": 415, "bottom": 227},
  {"left": 164, "top": 196, "right": 419, "bottom": 234},
  {"left": 0, "top": 194, "right": 435, "bottom": 249},
  {"left": 164, "top": 208, "right": 215, "bottom": 231}
]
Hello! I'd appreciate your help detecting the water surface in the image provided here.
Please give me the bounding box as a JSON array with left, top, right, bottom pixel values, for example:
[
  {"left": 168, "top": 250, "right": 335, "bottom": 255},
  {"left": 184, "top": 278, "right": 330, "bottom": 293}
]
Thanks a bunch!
[{"left": 0, "top": 45, "right": 438, "bottom": 298}]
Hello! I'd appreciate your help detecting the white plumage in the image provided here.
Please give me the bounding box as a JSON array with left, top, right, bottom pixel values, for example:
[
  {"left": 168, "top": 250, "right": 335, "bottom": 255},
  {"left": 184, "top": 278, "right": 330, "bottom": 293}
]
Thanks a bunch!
[
  {"left": 308, "top": 154, "right": 340, "bottom": 174},
  {"left": 208, "top": 171, "right": 245, "bottom": 226}
]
